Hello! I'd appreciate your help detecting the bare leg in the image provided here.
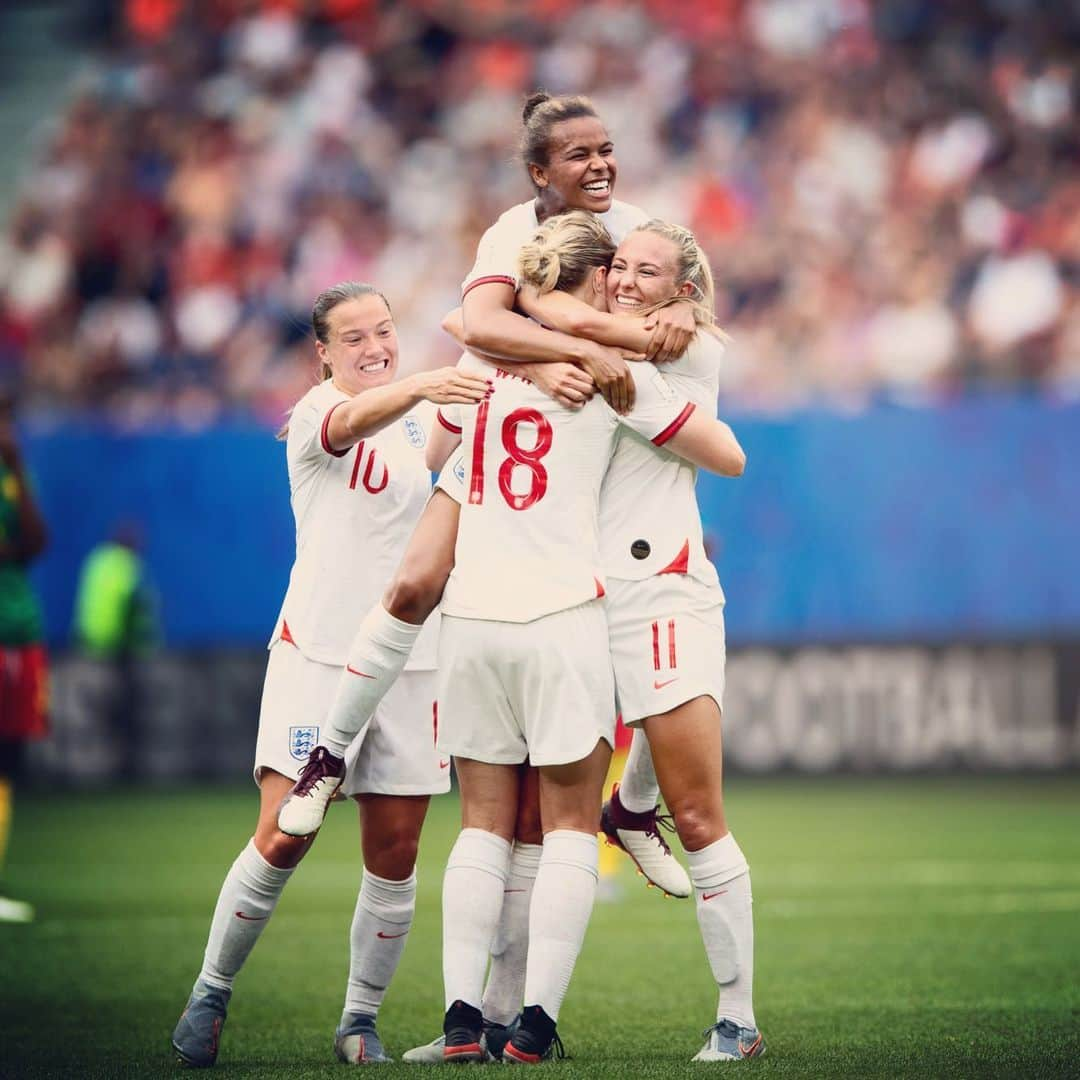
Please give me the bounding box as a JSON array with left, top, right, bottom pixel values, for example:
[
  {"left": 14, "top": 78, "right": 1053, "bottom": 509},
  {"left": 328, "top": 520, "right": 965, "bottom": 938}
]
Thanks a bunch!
[
  {"left": 643, "top": 698, "right": 759, "bottom": 1043},
  {"left": 338, "top": 793, "right": 431, "bottom": 1057},
  {"left": 316, "top": 490, "right": 460, "bottom": 761}
]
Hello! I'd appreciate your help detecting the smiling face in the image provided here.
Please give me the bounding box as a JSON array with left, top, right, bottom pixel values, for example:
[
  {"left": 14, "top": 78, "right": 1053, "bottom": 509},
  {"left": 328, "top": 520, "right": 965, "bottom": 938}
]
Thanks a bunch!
[
  {"left": 605, "top": 229, "right": 692, "bottom": 314},
  {"left": 317, "top": 294, "right": 398, "bottom": 396},
  {"left": 529, "top": 117, "right": 617, "bottom": 215}
]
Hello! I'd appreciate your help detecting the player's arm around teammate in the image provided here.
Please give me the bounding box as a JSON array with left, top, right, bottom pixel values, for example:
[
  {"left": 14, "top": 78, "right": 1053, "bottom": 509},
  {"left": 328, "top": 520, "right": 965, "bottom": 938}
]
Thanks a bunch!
[{"left": 171, "top": 283, "right": 487, "bottom": 1068}]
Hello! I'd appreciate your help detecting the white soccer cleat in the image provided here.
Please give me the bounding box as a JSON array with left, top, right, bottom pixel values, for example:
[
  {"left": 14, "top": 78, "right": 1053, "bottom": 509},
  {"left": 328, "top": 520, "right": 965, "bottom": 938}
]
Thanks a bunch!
[
  {"left": 401, "top": 1034, "right": 447, "bottom": 1064},
  {"left": 277, "top": 746, "right": 346, "bottom": 837},
  {"left": 692, "top": 1018, "right": 766, "bottom": 1061},
  {"left": 334, "top": 1011, "right": 391, "bottom": 1064},
  {"left": 600, "top": 784, "right": 691, "bottom": 898}
]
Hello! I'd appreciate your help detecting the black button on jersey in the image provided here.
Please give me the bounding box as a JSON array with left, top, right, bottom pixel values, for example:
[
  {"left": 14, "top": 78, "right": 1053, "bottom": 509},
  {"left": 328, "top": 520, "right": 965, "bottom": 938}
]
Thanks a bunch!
[{"left": 631, "top": 539, "right": 651, "bottom": 560}]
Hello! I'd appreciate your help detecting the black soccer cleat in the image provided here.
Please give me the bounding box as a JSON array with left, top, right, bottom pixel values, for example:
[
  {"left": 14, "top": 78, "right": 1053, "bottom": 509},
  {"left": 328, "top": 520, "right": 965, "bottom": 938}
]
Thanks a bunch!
[
  {"left": 442, "top": 999, "right": 487, "bottom": 1063},
  {"left": 503, "top": 1005, "right": 565, "bottom": 1065}
]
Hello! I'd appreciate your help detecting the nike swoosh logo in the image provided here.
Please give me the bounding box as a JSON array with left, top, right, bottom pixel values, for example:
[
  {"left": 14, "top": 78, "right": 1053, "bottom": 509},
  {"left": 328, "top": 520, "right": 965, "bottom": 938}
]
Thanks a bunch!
[
  {"left": 701, "top": 890, "right": 727, "bottom": 902},
  {"left": 653, "top": 677, "right": 679, "bottom": 689},
  {"left": 738, "top": 1033, "right": 764, "bottom": 1057},
  {"left": 377, "top": 930, "right": 408, "bottom": 939},
  {"left": 347, "top": 665, "right": 376, "bottom": 679},
  {"left": 235, "top": 911, "right": 269, "bottom": 921}
]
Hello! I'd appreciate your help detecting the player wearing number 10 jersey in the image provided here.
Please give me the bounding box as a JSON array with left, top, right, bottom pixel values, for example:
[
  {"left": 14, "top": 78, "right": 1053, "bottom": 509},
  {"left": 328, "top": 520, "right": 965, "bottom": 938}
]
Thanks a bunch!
[
  {"left": 171, "top": 284, "right": 490, "bottom": 1068},
  {"left": 430, "top": 211, "right": 746, "bottom": 1064}
]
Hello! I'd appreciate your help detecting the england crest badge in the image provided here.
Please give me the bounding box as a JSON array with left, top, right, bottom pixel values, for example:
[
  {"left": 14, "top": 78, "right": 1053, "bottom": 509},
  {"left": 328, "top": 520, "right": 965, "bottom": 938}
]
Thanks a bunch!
[
  {"left": 402, "top": 415, "right": 426, "bottom": 448},
  {"left": 289, "top": 725, "right": 319, "bottom": 761}
]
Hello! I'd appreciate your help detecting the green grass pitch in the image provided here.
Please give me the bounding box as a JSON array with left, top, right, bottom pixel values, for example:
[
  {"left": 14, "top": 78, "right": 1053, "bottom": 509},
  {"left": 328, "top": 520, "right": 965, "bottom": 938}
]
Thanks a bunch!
[{"left": 2, "top": 777, "right": 1079, "bottom": 1078}]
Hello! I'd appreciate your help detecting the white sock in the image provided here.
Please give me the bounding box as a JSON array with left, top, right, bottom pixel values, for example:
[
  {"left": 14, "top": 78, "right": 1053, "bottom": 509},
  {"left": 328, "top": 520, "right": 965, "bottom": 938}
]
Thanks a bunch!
[
  {"left": 322, "top": 605, "right": 422, "bottom": 757},
  {"left": 481, "top": 841, "right": 541, "bottom": 1025},
  {"left": 523, "top": 830, "right": 598, "bottom": 1021},
  {"left": 442, "top": 828, "right": 511, "bottom": 1011},
  {"left": 685, "top": 833, "right": 756, "bottom": 1030},
  {"left": 198, "top": 839, "right": 294, "bottom": 990},
  {"left": 617, "top": 730, "right": 660, "bottom": 813},
  {"left": 343, "top": 867, "right": 417, "bottom": 1018}
]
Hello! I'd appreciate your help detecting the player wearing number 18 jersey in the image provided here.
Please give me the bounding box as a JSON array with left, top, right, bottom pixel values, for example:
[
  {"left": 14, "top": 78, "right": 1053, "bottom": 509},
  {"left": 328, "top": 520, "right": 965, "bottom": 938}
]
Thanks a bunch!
[{"left": 432, "top": 211, "right": 746, "bottom": 1064}]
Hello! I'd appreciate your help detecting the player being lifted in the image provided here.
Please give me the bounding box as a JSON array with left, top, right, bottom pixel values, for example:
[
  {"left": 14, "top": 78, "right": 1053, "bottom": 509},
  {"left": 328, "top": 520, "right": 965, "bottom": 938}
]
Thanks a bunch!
[
  {"left": 427, "top": 211, "right": 746, "bottom": 1062},
  {"left": 170, "top": 284, "right": 489, "bottom": 1067}
]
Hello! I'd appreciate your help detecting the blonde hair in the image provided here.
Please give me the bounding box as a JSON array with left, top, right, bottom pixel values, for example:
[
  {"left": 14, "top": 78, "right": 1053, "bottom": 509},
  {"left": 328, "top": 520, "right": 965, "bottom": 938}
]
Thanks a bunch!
[
  {"left": 518, "top": 210, "right": 617, "bottom": 295},
  {"left": 629, "top": 220, "right": 719, "bottom": 332},
  {"left": 277, "top": 281, "right": 393, "bottom": 440}
]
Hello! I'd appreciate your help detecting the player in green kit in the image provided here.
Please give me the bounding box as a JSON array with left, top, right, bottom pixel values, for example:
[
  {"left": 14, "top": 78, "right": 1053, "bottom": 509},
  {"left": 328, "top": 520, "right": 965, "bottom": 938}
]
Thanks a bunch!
[{"left": 0, "top": 388, "right": 49, "bottom": 923}]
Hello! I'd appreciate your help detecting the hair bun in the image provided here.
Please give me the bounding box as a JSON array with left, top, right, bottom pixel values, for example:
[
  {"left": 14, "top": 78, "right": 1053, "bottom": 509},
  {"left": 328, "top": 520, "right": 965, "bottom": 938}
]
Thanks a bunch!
[{"left": 522, "top": 92, "right": 551, "bottom": 123}]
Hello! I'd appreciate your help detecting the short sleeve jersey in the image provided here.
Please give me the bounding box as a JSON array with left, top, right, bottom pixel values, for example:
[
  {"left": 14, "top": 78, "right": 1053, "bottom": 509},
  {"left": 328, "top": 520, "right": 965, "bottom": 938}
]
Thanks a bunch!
[
  {"left": 599, "top": 332, "right": 727, "bottom": 590},
  {"left": 462, "top": 199, "right": 650, "bottom": 297},
  {"left": 271, "top": 380, "right": 438, "bottom": 668},
  {"left": 0, "top": 463, "right": 43, "bottom": 646},
  {"left": 439, "top": 353, "right": 694, "bottom": 623}
]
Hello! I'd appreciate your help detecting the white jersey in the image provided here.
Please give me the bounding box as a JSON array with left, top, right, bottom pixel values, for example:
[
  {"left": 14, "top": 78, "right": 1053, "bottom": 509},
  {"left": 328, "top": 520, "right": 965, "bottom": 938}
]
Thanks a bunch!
[
  {"left": 269, "top": 379, "right": 439, "bottom": 668},
  {"left": 600, "top": 332, "right": 727, "bottom": 590},
  {"left": 462, "top": 198, "right": 649, "bottom": 297},
  {"left": 439, "top": 352, "right": 693, "bottom": 623}
]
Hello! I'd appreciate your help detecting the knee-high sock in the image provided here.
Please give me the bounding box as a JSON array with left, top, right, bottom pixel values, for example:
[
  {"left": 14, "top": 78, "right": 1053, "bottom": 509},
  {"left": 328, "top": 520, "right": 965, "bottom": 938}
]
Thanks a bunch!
[
  {"left": 322, "top": 605, "right": 422, "bottom": 757},
  {"left": 344, "top": 868, "right": 417, "bottom": 1018},
  {"left": 523, "top": 830, "right": 598, "bottom": 1021},
  {"left": 617, "top": 730, "right": 661, "bottom": 813},
  {"left": 685, "top": 833, "right": 756, "bottom": 1029},
  {"left": 442, "top": 829, "right": 511, "bottom": 1011},
  {"left": 481, "top": 841, "right": 541, "bottom": 1025},
  {"left": 198, "top": 839, "right": 295, "bottom": 990}
]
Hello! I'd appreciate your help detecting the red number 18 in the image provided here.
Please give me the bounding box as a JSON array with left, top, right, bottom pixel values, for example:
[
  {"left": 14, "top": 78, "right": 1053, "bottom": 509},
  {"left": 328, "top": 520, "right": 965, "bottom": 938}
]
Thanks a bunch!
[{"left": 469, "top": 402, "right": 553, "bottom": 511}]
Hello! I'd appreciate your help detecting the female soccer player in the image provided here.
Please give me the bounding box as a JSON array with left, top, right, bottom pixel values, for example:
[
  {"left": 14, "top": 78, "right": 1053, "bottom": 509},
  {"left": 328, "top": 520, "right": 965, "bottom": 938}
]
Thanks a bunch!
[
  {"left": 523, "top": 220, "right": 766, "bottom": 1062},
  {"left": 281, "top": 92, "right": 691, "bottom": 897},
  {"left": 429, "top": 211, "right": 745, "bottom": 1063},
  {"left": 170, "top": 282, "right": 489, "bottom": 1067}
]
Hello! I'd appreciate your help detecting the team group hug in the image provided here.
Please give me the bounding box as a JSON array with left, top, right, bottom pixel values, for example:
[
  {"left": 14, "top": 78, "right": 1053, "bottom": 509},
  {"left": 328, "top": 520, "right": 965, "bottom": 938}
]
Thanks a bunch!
[{"left": 171, "top": 92, "right": 765, "bottom": 1067}]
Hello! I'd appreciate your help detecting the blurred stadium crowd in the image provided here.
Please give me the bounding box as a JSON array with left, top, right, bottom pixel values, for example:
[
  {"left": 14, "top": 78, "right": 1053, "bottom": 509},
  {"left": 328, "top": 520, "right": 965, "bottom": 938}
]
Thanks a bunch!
[{"left": 0, "top": 0, "right": 1077, "bottom": 427}]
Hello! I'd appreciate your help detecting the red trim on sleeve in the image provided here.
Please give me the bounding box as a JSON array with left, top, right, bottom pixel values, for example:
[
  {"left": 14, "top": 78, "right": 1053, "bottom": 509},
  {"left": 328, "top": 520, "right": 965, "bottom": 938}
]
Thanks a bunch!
[
  {"left": 594, "top": 577, "right": 606, "bottom": 599},
  {"left": 652, "top": 402, "right": 697, "bottom": 447},
  {"left": 437, "top": 410, "right": 462, "bottom": 435},
  {"left": 462, "top": 274, "right": 516, "bottom": 299},
  {"left": 657, "top": 540, "right": 690, "bottom": 576},
  {"left": 281, "top": 620, "right": 297, "bottom": 646},
  {"left": 320, "top": 400, "right": 351, "bottom": 457}
]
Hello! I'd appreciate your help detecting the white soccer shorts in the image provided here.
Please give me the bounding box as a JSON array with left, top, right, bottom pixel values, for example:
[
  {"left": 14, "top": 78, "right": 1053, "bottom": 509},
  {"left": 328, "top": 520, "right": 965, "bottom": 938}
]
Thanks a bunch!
[
  {"left": 605, "top": 575, "right": 726, "bottom": 726},
  {"left": 254, "top": 641, "right": 450, "bottom": 797},
  {"left": 437, "top": 600, "right": 616, "bottom": 767}
]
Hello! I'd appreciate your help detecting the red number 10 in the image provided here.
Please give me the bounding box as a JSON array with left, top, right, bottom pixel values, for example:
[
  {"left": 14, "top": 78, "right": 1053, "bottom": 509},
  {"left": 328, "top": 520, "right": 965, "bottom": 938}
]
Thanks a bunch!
[{"left": 469, "top": 403, "right": 553, "bottom": 511}]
